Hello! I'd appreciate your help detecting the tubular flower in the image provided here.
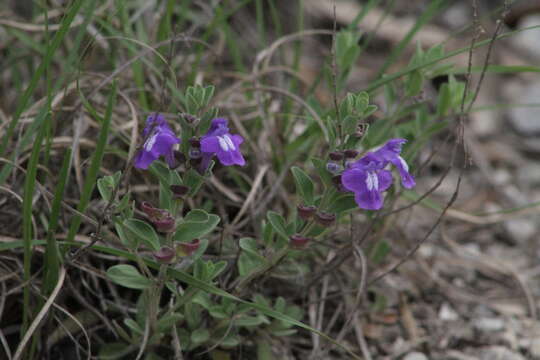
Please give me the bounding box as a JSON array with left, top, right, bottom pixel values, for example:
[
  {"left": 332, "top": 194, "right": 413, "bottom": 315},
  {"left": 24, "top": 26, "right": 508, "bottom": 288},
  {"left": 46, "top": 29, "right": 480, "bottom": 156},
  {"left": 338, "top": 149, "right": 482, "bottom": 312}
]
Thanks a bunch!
[
  {"left": 341, "top": 139, "right": 415, "bottom": 210},
  {"left": 134, "top": 114, "right": 180, "bottom": 170},
  {"left": 200, "top": 118, "right": 245, "bottom": 167}
]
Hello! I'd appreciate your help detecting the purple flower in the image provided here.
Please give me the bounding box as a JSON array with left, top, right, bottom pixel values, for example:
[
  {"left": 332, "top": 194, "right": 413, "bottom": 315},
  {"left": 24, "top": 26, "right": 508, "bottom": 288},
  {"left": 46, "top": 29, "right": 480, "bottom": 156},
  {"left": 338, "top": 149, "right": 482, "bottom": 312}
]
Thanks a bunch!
[
  {"left": 200, "top": 118, "right": 245, "bottom": 167},
  {"left": 341, "top": 139, "right": 415, "bottom": 210},
  {"left": 134, "top": 114, "right": 180, "bottom": 170}
]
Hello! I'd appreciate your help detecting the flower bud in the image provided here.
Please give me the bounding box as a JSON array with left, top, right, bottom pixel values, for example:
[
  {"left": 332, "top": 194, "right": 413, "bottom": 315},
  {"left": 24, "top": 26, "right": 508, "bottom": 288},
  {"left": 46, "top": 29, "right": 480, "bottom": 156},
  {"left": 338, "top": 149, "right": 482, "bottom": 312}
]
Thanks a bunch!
[
  {"left": 189, "top": 148, "right": 202, "bottom": 159},
  {"left": 315, "top": 212, "right": 336, "bottom": 227},
  {"left": 355, "top": 123, "right": 368, "bottom": 138},
  {"left": 189, "top": 137, "right": 201, "bottom": 148},
  {"left": 170, "top": 185, "right": 190, "bottom": 198},
  {"left": 297, "top": 204, "right": 317, "bottom": 220},
  {"left": 152, "top": 212, "right": 176, "bottom": 233},
  {"left": 326, "top": 162, "right": 342, "bottom": 175},
  {"left": 177, "top": 239, "right": 201, "bottom": 256},
  {"left": 141, "top": 201, "right": 159, "bottom": 217},
  {"left": 153, "top": 246, "right": 175, "bottom": 263},
  {"left": 344, "top": 149, "right": 359, "bottom": 159},
  {"left": 289, "top": 234, "right": 311, "bottom": 249},
  {"left": 329, "top": 151, "right": 344, "bottom": 161},
  {"left": 181, "top": 113, "right": 199, "bottom": 125}
]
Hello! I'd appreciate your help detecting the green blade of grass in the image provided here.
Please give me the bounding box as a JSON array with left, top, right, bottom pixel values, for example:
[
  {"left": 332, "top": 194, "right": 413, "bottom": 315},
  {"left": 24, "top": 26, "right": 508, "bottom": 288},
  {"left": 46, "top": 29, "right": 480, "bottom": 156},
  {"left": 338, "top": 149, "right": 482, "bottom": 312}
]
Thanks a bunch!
[
  {"left": 21, "top": 111, "right": 49, "bottom": 341},
  {"left": 65, "top": 82, "right": 117, "bottom": 245},
  {"left": 0, "top": 0, "right": 96, "bottom": 185},
  {"left": 364, "top": 24, "right": 540, "bottom": 94},
  {"left": 0, "top": 0, "right": 84, "bottom": 158},
  {"left": 439, "top": 64, "right": 540, "bottom": 75},
  {"left": 43, "top": 148, "right": 72, "bottom": 295},
  {"left": 375, "top": 0, "right": 446, "bottom": 77}
]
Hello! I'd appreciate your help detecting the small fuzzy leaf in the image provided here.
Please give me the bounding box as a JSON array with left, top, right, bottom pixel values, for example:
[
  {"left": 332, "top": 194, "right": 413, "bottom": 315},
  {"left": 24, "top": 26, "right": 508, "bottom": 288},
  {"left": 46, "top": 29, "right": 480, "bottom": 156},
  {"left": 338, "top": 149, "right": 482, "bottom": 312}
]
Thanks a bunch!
[
  {"left": 173, "top": 210, "right": 220, "bottom": 243},
  {"left": 239, "top": 238, "right": 265, "bottom": 260},
  {"left": 97, "top": 176, "right": 114, "bottom": 202},
  {"left": 114, "top": 222, "right": 137, "bottom": 249},
  {"left": 370, "top": 240, "right": 391, "bottom": 265},
  {"left": 406, "top": 70, "right": 423, "bottom": 97},
  {"left": 190, "top": 328, "right": 209, "bottom": 345},
  {"left": 266, "top": 211, "right": 289, "bottom": 240},
  {"left": 123, "top": 219, "right": 160, "bottom": 251},
  {"left": 291, "top": 166, "right": 315, "bottom": 205},
  {"left": 107, "top": 265, "right": 152, "bottom": 290}
]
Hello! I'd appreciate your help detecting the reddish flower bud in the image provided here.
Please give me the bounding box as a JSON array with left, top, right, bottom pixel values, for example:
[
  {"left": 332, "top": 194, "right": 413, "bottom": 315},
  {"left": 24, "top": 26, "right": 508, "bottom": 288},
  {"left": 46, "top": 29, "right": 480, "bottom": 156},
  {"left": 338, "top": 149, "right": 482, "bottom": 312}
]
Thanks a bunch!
[
  {"left": 182, "top": 113, "right": 198, "bottom": 125},
  {"left": 297, "top": 204, "right": 317, "bottom": 220},
  {"left": 177, "top": 239, "right": 201, "bottom": 256},
  {"left": 289, "top": 234, "right": 311, "bottom": 249},
  {"left": 355, "top": 123, "right": 368, "bottom": 138},
  {"left": 152, "top": 212, "right": 176, "bottom": 233},
  {"left": 344, "top": 149, "right": 359, "bottom": 159},
  {"left": 315, "top": 212, "right": 336, "bottom": 227},
  {"left": 329, "top": 151, "right": 344, "bottom": 161},
  {"left": 189, "top": 137, "right": 201, "bottom": 148},
  {"left": 153, "top": 246, "right": 176, "bottom": 263},
  {"left": 141, "top": 202, "right": 159, "bottom": 217},
  {"left": 170, "top": 184, "right": 190, "bottom": 198}
]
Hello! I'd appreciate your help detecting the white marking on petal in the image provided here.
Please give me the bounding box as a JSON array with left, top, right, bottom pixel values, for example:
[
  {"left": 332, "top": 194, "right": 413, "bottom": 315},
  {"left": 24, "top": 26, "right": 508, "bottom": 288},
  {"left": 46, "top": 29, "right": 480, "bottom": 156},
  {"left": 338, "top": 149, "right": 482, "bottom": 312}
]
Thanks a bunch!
[
  {"left": 398, "top": 156, "right": 409, "bottom": 172},
  {"left": 366, "top": 171, "right": 379, "bottom": 191},
  {"left": 144, "top": 131, "right": 158, "bottom": 151},
  {"left": 224, "top": 135, "right": 235, "bottom": 150},
  {"left": 218, "top": 135, "right": 235, "bottom": 151}
]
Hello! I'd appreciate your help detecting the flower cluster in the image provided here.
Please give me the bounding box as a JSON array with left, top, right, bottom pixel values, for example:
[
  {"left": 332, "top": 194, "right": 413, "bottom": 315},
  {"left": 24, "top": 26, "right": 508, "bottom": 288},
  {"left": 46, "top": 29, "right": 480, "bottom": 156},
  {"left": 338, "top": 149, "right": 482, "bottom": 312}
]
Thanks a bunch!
[
  {"left": 134, "top": 114, "right": 245, "bottom": 170},
  {"left": 341, "top": 139, "right": 416, "bottom": 210}
]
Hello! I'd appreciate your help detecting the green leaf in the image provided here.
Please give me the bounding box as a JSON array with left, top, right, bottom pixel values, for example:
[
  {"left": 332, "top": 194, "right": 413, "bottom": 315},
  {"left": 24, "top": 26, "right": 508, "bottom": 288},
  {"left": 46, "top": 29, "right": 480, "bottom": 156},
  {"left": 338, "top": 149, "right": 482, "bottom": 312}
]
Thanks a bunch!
[
  {"left": 209, "top": 260, "right": 227, "bottom": 280},
  {"left": 66, "top": 82, "right": 116, "bottom": 245},
  {"left": 149, "top": 161, "right": 172, "bottom": 186},
  {"left": 436, "top": 83, "right": 451, "bottom": 117},
  {"left": 290, "top": 166, "right": 315, "bottom": 205},
  {"left": 327, "top": 193, "right": 358, "bottom": 214},
  {"left": 173, "top": 209, "right": 220, "bottom": 243},
  {"left": 257, "top": 339, "right": 274, "bottom": 360},
  {"left": 191, "top": 328, "right": 210, "bottom": 345},
  {"left": 123, "top": 219, "right": 160, "bottom": 251},
  {"left": 157, "top": 313, "right": 183, "bottom": 332},
  {"left": 115, "top": 222, "right": 137, "bottom": 249},
  {"left": 406, "top": 70, "right": 423, "bottom": 97},
  {"left": 97, "top": 175, "right": 115, "bottom": 202},
  {"left": 124, "top": 318, "right": 144, "bottom": 335},
  {"left": 266, "top": 211, "right": 289, "bottom": 240},
  {"left": 184, "top": 168, "right": 206, "bottom": 196},
  {"left": 342, "top": 115, "right": 358, "bottom": 135},
  {"left": 209, "top": 306, "right": 229, "bottom": 319},
  {"left": 239, "top": 238, "right": 265, "bottom": 261},
  {"left": 235, "top": 314, "right": 268, "bottom": 327},
  {"left": 363, "top": 104, "right": 378, "bottom": 118},
  {"left": 370, "top": 240, "right": 391, "bottom": 265},
  {"left": 238, "top": 252, "right": 262, "bottom": 276},
  {"left": 107, "top": 265, "right": 152, "bottom": 290}
]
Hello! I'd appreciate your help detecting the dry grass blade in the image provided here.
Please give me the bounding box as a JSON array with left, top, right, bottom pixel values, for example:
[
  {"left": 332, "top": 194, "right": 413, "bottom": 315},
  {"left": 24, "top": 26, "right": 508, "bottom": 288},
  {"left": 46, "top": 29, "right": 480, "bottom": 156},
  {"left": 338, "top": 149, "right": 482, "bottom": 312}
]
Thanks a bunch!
[{"left": 12, "top": 267, "right": 66, "bottom": 360}]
